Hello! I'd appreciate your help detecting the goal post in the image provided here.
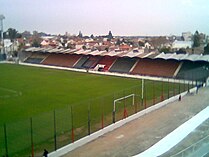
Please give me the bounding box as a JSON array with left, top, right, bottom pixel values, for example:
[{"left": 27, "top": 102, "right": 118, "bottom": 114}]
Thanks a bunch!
[{"left": 113, "top": 94, "right": 135, "bottom": 112}]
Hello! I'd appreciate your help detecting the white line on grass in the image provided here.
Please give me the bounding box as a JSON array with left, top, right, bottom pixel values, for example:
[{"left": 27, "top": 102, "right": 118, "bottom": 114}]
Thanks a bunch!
[{"left": 0, "top": 87, "right": 22, "bottom": 98}]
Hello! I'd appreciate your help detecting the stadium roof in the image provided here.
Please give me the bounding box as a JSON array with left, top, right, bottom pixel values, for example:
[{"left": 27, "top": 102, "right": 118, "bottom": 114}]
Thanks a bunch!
[
  {"left": 155, "top": 53, "right": 209, "bottom": 62},
  {"left": 25, "top": 47, "right": 209, "bottom": 62}
]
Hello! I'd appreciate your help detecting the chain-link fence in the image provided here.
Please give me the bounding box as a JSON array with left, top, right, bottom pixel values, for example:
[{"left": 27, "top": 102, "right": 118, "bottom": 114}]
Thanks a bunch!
[{"left": 0, "top": 79, "right": 197, "bottom": 157}]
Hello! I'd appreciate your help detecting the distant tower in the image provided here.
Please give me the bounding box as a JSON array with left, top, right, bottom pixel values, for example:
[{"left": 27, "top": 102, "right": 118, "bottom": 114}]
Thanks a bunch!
[
  {"left": 0, "top": 14, "right": 5, "bottom": 54},
  {"left": 107, "top": 31, "right": 113, "bottom": 39},
  {"left": 78, "top": 31, "right": 83, "bottom": 38}
]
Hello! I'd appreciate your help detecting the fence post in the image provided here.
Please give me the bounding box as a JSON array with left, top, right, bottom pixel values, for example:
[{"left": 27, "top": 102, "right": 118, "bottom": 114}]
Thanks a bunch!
[
  {"left": 70, "top": 106, "right": 74, "bottom": 143},
  {"left": 168, "top": 79, "right": 170, "bottom": 99},
  {"left": 178, "top": 79, "right": 181, "bottom": 94},
  {"left": 141, "top": 79, "right": 144, "bottom": 106},
  {"left": 123, "top": 90, "right": 127, "bottom": 119},
  {"left": 161, "top": 81, "right": 164, "bottom": 101},
  {"left": 134, "top": 87, "right": 137, "bottom": 113},
  {"left": 144, "top": 80, "right": 147, "bottom": 109},
  {"left": 53, "top": 110, "right": 57, "bottom": 150},
  {"left": 101, "top": 99, "right": 104, "bottom": 129},
  {"left": 173, "top": 79, "right": 175, "bottom": 96},
  {"left": 112, "top": 111, "right": 115, "bottom": 123},
  {"left": 30, "top": 118, "right": 34, "bottom": 157},
  {"left": 4, "top": 124, "right": 8, "bottom": 157},
  {"left": 88, "top": 104, "right": 91, "bottom": 135},
  {"left": 113, "top": 94, "right": 116, "bottom": 123},
  {"left": 153, "top": 80, "right": 155, "bottom": 105}
]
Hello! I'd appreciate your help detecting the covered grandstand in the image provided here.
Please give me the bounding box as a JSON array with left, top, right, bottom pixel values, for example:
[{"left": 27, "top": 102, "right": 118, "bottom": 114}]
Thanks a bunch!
[{"left": 22, "top": 47, "right": 209, "bottom": 81}]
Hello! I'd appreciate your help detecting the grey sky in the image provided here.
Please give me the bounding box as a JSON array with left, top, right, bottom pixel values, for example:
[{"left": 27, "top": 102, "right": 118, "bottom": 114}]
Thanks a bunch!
[{"left": 0, "top": 0, "right": 209, "bottom": 36}]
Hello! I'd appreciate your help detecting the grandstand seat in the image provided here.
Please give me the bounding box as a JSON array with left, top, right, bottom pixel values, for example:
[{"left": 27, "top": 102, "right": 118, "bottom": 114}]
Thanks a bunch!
[
  {"left": 176, "top": 61, "right": 209, "bottom": 81},
  {"left": 73, "top": 56, "right": 89, "bottom": 69},
  {"left": 82, "top": 56, "right": 102, "bottom": 69},
  {"left": 96, "top": 56, "right": 117, "bottom": 71},
  {"left": 42, "top": 54, "right": 81, "bottom": 67},
  {"left": 24, "top": 53, "right": 48, "bottom": 64},
  {"left": 109, "top": 57, "right": 137, "bottom": 73},
  {"left": 131, "top": 58, "right": 180, "bottom": 77}
]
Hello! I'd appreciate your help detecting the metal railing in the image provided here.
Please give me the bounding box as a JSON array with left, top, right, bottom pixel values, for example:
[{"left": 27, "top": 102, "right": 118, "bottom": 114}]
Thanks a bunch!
[{"left": 170, "top": 134, "right": 209, "bottom": 157}]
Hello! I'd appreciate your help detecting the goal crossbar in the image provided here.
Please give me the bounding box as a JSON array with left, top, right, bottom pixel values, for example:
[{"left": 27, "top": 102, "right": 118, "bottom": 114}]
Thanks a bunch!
[{"left": 113, "top": 94, "right": 135, "bottom": 112}]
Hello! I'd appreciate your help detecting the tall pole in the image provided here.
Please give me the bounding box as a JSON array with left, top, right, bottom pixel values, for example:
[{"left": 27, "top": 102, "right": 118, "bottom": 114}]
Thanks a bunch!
[{"left": 0, "top": 15, "right": 5, "bottom": 54}]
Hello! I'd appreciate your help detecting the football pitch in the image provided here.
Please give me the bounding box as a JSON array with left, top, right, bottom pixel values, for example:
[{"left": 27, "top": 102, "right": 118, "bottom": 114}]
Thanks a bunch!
[
  {"left": 0, "top": 63, "right": 143, "bottom": 124},
  {"left": 0, "top": 63, "right": 187, "bottom": 156}
]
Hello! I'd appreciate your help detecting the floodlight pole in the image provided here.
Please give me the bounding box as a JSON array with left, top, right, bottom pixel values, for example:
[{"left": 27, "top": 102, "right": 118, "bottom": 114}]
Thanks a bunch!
[{"left": 0, "top": 14, "right": 5, "bottom": 54}]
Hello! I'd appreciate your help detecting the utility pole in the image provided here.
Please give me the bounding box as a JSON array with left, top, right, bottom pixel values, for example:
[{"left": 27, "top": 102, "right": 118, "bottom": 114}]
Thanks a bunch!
[{"left": 0, "top": 14, "right": 5, "bottom": 54}]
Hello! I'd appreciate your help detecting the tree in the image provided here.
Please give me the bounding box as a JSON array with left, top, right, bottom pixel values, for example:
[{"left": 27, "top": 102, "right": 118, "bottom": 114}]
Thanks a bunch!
[
  {"left": 7, "top": 28, "right": 18, "bottom": 42},
  {"left": 159, "top": 47, "right": 171, "bottom": 53},
  {"left": 3, "top": 28, "right": 22, "bottom": 41},
  {"left": 204, "top": 43, "right": 209, "bottom": 55},
  {"left": 82, "top": 45, "right": 87, "bottom": 50},
  {"left": 90, "top": 34, "right": 94, "bottom": 39},
  {"left": 107, "top": 31, "right": 113, "bottom": 39},
  {"left": 176, "top": 48, "right": 187, "bottom": 54},
  {"left": 116, "top": 38, "right": 121, "bottom": 45},
  {"left": 32, "top": 39, "right": 40, "bottom": 47},
  {"left": 78, "top": 31, "right": 83, "bottom": 38},
  {"left": 193, "top": 30, "right": 200, "bottom": 47}
]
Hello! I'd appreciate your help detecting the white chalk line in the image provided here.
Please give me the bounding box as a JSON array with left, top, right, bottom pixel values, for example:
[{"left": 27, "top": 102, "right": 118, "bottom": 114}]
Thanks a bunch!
[{"left": 0, "top": 87, "right": 22, "bottom": 98}]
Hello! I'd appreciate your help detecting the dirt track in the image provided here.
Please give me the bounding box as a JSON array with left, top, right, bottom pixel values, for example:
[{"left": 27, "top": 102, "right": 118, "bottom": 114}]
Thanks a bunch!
[{"left": 64, "top": 87, "right": 209, "bottom": 157}]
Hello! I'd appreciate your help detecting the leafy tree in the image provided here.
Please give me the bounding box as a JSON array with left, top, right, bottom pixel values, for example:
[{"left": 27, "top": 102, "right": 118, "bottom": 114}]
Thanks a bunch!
[
  {"left": 193, "top": 30, "right": 200, "bottom": 47},
  {"left": 204, "top": 43, "right": 209, "bottom": 55},
  {"left": 82, "top": 45, "right": 87, "bottom": 50},
  {"left": 90, "top": 34, "right": 94, "bottom": 39},
  {"left": 78, "top": 31, "right": 83, "bottom": 38},
  {"left": 176, "top": 48, "right": 186, "bottom": 54},
  {"left": 138, "top": 41, "right": 144, "bottom": 47},
  {"left": 105, "top": 47, "right": 109, "bottom": 52},
  {"left": 107, "top": 31, "right": 113, "bottom": 39},
  {"left": 3, "top": 28, "right": 22, "bottom": 41},
  {"left": 116, "top": 39, "right": 121, "bottom": 45},
  {"left": 32, "top": 39, "right": 40, "bottom": 47},
  {"left": 159, "top": 47, "right": 171, "bottom": 53},
  {"left": 7, "top": 28, "right": 18, "bottom": 42}
]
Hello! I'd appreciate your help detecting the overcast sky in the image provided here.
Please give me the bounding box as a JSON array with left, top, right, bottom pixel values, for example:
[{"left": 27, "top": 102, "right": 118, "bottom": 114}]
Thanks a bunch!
[{"left": 0, "top": 0, "right": 209, "bottom": 36}]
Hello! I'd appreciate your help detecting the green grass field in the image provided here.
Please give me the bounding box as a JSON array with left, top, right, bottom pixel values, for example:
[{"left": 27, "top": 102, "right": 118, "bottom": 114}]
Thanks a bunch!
[
  {"left": 0, "top": 63, "right": 187, "bottom": 156},
  {"left": 0, "top": 63, "right": 143, "bottom": 124}
]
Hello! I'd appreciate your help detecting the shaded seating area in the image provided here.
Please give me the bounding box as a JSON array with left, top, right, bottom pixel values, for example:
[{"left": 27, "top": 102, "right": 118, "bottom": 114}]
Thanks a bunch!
[
  {"left": 131, "top": 58, "right": 180, "bottom": 77},
  {"left": 73, "top": 56, "right": 89, "bottom": 69},
  {"left": 42, "top": 54, "right": 81, "bottom": 67},
  {"left": 82, "top": 56, "right": 102, "bottom": 69},
  {"left": 109, "top": 57, "right": 137, "bottom": 73},
  {"left": 24, "top": 53, "right": 48, "bottom": 64},
  {"left": 96, "top": 56, "right": 117, "bottom": 71},
  {"left": 176, "top": 61, "right": 209, "bottom": 81}
]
